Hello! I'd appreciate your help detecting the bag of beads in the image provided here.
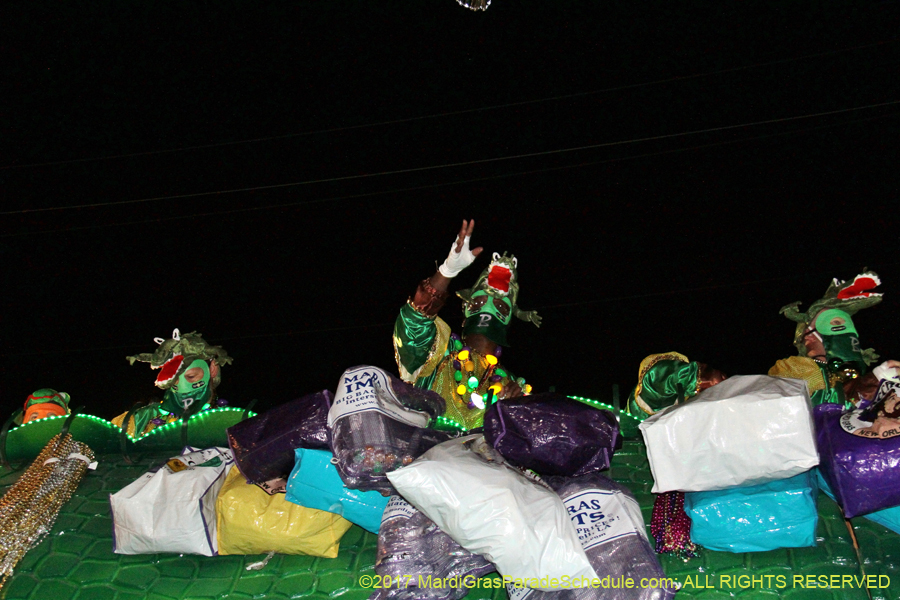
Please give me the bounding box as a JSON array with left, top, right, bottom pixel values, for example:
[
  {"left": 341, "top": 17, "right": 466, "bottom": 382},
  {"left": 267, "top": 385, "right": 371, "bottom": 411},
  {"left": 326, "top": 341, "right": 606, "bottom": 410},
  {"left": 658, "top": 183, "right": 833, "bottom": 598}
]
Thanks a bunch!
[
  {"left": 111, "top": 447, "right": 232, "bottom": 556},
  {"left": 285, "top": 447, "right": 389, "bottom": 533},
  {"left": 373, "top": 496, "right": 495, "bottom": 600},
  {"left": 386, "top": 435, "right": 597, "bottom": 591},
  {"left": 547, "top": 473, "right": 675, "bottom": 600},
  {"left": 328, "top": 366, "right": 451, "bottom": 495},
  {"left": 684, "top": 470, "right": 818, "bottom": 553}
]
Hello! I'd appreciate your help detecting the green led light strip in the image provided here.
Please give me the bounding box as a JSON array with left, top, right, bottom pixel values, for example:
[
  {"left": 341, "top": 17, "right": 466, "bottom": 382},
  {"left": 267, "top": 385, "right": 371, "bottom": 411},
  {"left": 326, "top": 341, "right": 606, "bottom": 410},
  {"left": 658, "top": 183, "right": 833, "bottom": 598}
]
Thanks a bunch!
[
  {"left": 10, "top": 407, "right": 258, "bottom": 442},
  {"left": 566, "top": 395, "right": 641, "bottom": 422},
  {"left": 434, "top": 415, "right": 468, "bottom": 432}
]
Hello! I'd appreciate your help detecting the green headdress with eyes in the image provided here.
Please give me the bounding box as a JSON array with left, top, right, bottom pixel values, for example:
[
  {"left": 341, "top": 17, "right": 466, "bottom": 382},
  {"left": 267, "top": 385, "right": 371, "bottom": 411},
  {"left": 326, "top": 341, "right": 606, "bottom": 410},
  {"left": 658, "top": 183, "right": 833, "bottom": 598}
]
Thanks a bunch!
[
  {"left": 779, "top": 271, "right": 882, "bottom": 365},
  {"left": 456, "top": 252, "right": 542, "bottom": 327},
  {"left": 126, "top": 329, "right": 232, "bottom": 391}
]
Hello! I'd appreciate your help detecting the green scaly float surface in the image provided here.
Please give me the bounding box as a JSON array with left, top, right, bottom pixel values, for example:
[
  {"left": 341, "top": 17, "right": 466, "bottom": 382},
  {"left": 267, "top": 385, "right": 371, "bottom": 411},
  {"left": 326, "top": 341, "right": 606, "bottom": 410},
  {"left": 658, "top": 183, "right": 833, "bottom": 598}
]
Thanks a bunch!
[{"left": 0, "top": 399, "right": 895, "bottom": 600}]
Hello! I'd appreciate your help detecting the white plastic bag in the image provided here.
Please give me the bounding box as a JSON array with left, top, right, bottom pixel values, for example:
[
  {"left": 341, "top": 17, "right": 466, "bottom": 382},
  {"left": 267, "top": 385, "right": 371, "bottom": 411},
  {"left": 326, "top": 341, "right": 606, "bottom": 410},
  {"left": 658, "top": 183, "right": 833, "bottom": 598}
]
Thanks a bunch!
[
  {"left": 386, "top": 436, "right": 597, "bottom": 591},
  {"left": 110, "top": 446, "right": 233, "bottom": 556},
  {"left": 639, "top": 375, "right": 818, "bottom": 493}
]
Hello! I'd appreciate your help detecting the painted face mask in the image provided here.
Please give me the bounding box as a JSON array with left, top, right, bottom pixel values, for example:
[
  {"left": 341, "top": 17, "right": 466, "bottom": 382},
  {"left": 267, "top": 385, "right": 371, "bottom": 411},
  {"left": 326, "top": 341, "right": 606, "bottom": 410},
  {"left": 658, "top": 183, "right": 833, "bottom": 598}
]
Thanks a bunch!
[
  {"left": 814, "top": 309, "right": 866, "bottom": 379},
  {"left": 463, "top": 290, "right": 513, "bottom": 346},
  {"left": 128, "top": 329, "right": 232, "bottom": 417},
  {"left": 162, "top": 359, "right": 213, "bottom": 416}
]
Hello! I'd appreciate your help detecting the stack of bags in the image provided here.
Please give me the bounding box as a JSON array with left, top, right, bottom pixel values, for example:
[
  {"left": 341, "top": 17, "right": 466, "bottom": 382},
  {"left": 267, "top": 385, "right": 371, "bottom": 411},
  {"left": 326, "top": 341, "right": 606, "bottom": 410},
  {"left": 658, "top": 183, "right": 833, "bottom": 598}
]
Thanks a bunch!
[
  {"left": 639, "top": 375, "right": 820, "bottom": 553},
  {"left": 109, "top": 364, "right": 673, "bottom": 600},
  {"left": 378, "top": 389, "right": 672, "bottom": 600},
  {"left": 815, "top": 379, "right": 900, "bottom": 533}
]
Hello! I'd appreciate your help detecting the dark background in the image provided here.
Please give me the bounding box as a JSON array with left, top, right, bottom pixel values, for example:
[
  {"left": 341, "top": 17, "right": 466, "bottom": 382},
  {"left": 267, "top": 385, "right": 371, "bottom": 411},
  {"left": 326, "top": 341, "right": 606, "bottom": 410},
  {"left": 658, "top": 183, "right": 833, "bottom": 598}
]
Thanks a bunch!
[{"left": 3, "top": 1, "right": 899, "bottom": 420}]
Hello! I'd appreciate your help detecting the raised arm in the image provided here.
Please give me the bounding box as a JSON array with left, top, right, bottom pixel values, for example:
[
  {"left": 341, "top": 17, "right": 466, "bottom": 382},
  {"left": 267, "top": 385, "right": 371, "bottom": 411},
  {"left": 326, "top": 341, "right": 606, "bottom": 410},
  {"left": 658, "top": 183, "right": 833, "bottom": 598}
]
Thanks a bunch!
[
  {"left": 416, "top": 219, "right": 483, "bottom": 309},
  {"left": 394, "top": 220, "right": 483, "bottom": 379}
]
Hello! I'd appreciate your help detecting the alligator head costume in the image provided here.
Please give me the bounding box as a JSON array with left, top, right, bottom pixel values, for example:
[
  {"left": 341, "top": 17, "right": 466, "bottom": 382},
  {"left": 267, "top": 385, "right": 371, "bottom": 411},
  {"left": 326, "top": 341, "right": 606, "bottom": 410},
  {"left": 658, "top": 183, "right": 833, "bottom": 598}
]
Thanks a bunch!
[
  {"left": 780, "top": 271, "right": 882, "bottom": 378},
  {"left": 127, "top": 329, "right": 233, "bottom": 418},
  {"left": 455, "top": 252, "right": 541, "bottom": 347}
]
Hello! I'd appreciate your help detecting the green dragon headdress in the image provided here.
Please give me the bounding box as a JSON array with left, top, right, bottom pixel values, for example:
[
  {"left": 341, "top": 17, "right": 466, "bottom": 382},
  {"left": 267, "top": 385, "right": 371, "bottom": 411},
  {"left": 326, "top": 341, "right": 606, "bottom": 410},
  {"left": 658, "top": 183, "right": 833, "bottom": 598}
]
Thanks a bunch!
[
  {"left": 456, "top": 252, "right": 541, "bottom": 326},
  {"left": 779, "top": 271, "right": 883, "bottom": 364},
  {"left": 126, "top": 329, "right": 232, "bottom": 390}
]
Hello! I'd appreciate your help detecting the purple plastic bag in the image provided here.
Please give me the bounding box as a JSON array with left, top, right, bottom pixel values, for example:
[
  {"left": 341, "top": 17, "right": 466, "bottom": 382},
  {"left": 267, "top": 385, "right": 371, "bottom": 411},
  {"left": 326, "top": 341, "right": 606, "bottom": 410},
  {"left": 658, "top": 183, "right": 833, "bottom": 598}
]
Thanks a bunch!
[
  {"left": 373, "top": 496, "right": 495, "bottom": 600},
  {"left": 483, "top": 393, "right": 621, "bottom": 477},
  {"left": 226, "top": 390, "right": 332, "bottom": 488},
  {"left": 551, "top": 474, "right": 674, "bottom": 600},
  {"left": 815, "top": 402, "right": 900, "bottom": 517}
]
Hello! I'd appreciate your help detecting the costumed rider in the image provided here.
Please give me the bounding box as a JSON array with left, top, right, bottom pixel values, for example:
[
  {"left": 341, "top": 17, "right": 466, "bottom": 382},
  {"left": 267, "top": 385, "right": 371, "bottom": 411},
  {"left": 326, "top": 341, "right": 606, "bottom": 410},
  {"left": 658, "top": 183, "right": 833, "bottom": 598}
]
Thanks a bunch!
[
  {"left": 769, "top": 271, "right": 899, "bottom": 407},
  {"left": 393, "top": 220, "right": 542, "bottom": 431},
  {"left": 623, "top": 353, "right": 727, "bottom": 558},
  {"left": 111, "top": 329, "right": 233, "bottom": 436},
  {"left": 16, "top": 389, "right": 72, "bottom": 425},
  {"left": 625, "top": 352, "right": 727, "bottom": 422}
]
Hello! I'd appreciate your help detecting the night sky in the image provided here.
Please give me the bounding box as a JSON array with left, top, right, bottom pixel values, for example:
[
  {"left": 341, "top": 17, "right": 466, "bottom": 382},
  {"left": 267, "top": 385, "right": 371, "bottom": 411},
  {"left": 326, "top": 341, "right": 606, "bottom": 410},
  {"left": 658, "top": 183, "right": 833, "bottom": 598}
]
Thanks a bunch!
[{"left": 3, "top": 1, "right": 899, "bottom": 421}]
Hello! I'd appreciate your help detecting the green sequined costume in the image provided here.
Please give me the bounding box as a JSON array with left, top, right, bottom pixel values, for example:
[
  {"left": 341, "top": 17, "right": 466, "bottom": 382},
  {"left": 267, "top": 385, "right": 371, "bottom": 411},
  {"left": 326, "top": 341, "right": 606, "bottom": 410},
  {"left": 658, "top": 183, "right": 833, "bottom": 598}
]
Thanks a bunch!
[
  {"left": 625, "top": 352, "right": 701, "bottom": 420},
  {"left": 393, "top": 282, "right": 516, "bottom": 431}
]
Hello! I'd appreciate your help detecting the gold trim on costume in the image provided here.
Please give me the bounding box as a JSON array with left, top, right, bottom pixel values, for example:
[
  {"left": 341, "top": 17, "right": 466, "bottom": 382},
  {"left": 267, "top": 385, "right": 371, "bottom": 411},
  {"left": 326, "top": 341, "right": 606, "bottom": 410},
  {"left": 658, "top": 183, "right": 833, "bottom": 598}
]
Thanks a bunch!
[
  {"left": 634, "top": 352, "right": 690, "bottom": 397},
  {"left": 394, "top": 317, "right": 451, "bottom": 384}
]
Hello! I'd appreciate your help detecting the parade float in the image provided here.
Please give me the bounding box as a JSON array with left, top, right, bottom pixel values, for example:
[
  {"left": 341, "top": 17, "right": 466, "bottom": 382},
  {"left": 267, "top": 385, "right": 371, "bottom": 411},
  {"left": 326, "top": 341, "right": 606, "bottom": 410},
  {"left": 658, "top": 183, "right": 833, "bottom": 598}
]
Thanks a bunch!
[
  {"left": 2, "top": 230, "right": 899, "bottom": 600},
  {"left": 2, "top": 390, "right": 899, "bottom": 600}
]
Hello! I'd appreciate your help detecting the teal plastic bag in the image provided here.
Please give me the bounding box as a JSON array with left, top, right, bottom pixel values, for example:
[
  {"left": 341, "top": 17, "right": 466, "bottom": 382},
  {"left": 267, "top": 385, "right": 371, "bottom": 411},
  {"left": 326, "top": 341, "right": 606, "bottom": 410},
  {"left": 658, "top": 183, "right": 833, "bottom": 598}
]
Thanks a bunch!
[
  {"left": 684, "top": 470, "right": 818, "bottom": 553},
  {"left": 817, "top": 469, "right": 900, "bottom": 535},
  {"left": 285, "top": 448, "right": 389, "bottom": 534}
]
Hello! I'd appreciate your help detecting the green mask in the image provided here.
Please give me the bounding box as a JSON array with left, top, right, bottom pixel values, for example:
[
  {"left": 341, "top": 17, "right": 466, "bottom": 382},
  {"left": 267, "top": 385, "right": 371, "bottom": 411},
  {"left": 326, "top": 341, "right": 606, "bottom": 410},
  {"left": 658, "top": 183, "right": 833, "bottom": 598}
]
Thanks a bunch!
[
  {"left": 463, "top": 290, "right": 513, "bottom": 346},
  {"left": 161, "top": 359, "right": 212, "bottom": 416},
  {"left": 815, "top": 310, "right": 865, "bottom": 375},
  {"left": 464, "top": 290, "right": 513, "bottom": 324},
  {"left": 815, "top": 309, "right": 858, "bottom": 336}
]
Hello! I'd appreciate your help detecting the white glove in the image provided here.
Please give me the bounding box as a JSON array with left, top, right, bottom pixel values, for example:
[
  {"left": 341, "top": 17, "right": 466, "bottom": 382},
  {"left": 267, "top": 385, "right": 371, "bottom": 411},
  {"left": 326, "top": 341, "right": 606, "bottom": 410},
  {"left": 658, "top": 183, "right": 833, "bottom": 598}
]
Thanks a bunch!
[
  {"left": 438, "top": 235, "right": 478, "bottom": 278},
  {"left": 873, "top": 361, "right": 900, "bottom": 382}
]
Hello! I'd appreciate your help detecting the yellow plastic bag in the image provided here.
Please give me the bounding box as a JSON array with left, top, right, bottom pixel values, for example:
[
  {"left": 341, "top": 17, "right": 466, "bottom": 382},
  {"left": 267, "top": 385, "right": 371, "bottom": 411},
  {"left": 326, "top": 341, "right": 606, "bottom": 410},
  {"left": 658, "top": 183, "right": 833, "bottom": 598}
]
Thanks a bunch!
[{"left": 216, "top": 465, "right": 353, "bottom": 557}]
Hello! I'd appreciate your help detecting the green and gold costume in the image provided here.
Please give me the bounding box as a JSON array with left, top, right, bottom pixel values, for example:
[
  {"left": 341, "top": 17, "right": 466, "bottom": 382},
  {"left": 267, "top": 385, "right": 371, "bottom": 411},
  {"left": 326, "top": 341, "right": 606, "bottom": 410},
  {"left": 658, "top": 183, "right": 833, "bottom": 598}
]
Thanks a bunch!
[
  {"left": 625, "top": 352, "right": 702, "bottom": 420},
  {"left": 393, "top": 253, "right": 540, "bottom": 430}
]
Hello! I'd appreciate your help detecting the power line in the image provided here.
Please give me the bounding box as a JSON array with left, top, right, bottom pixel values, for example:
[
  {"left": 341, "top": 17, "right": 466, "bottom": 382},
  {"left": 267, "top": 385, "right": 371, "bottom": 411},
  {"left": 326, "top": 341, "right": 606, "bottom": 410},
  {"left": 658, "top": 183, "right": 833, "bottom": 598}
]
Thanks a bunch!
[
  {"left": 0, "top": 323, "right": 395, "bottom": 358},
  {"left": 1, "top": 40, "right": 894, "bottom": 171},
  {"left": 2, "top": 109, "right": 896, "bottom": 239},
  {"left": 0, "top": 274, "right": 821, "bottom": 358},
  {"left": 16, "top": 260, "right": 899, "bottom": 358},
  {"left": 3, "top": 99, "right": 898, "bottom": 217}
]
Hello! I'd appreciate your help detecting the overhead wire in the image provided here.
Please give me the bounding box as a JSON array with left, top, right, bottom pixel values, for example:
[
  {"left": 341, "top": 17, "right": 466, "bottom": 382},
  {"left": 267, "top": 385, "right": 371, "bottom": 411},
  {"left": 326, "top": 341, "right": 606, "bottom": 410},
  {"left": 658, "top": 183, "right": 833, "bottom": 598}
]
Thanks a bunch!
[
  {"left": 2, "top": 98, "right": 898, "bottom": 218},
  {"left": 1, "top": 40, "right": 894, "bottom": 172},
  {"left": 0, "top": 274, "right": 824, "bottom": 358},
  {"left": 7, "top": 259, "right": 898, "bottom": 358},
  {"left": 1, "top": 109, "right": 897, "bottom": 239}
]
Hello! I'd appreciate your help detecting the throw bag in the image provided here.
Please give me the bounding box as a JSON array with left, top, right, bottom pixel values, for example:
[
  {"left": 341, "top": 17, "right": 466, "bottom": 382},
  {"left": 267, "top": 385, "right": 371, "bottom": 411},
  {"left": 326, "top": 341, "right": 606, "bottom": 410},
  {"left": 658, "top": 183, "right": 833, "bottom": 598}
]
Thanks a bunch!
[
  {"left": 639, "top": 375, "right": 818, "bottom": 492},
  {"left": 684, "top": 470, "right": 818, "bottom": 553},
  {"left": 815, "top": 402, "right": 900, "bottom": 517},
  {"left": 329, "top": 366, "right": 450, "bottom": 495},
  {"left": 227, "top": 390, "right": 332, "bottom": 493},
  {"left": 483, "top": 393, "right": 620, "bottom": 477},
  {"left": 387, "top": 435, "right": 597, "bottom": 591},
  {"left": 111, "top": 447, "right": 232, "bottom": 556},
  {"left": 216, "top": 464, "right": 352, "bottom": 557},
  {"left": 374, "top": 496, "right": 495, "bottom": 600},
  {"left": 285, "top": 447, "right": 390, "bottom": 534}
]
